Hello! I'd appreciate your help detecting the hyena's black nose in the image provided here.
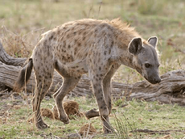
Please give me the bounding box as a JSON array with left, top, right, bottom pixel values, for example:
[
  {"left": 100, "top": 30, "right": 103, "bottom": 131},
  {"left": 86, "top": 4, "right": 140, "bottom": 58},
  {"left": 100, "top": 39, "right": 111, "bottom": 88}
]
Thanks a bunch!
[{"left": 153, "top": 77, "right": 161, "bottom": 84}]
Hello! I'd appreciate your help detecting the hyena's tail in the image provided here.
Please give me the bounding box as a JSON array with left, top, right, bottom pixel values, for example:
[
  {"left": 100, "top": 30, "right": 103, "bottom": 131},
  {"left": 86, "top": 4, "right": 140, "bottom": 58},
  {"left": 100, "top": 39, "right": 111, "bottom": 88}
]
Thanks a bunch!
[{"left": 14, "top": 58, "right": 33, "bottom": 92}]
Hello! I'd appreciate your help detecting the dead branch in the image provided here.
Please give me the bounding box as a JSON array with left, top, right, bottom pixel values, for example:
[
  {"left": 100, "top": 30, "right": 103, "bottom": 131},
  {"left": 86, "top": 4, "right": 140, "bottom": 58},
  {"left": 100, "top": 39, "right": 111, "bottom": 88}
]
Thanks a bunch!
[{"left": 1, "top": 41, "right": 185, "bottom": 106}]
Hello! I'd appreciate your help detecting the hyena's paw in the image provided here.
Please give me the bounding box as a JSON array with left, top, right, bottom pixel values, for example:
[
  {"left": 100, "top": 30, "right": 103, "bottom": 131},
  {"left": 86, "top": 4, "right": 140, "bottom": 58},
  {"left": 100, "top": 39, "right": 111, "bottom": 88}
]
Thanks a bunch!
[
  {"left": 36, "top": 120, "right": 49, "bottom": 129},
  {"left": 103, "top": 126, "right": 115, "bottom": 134},
  {"left": 101, "top": 115, "right": 115, "bottom": 134},
  {"left": 103, "top": 122, "right": 115, "bottom": 134},
  {"left": 60, "top": 116, "right": 69, "bottom": 124}
]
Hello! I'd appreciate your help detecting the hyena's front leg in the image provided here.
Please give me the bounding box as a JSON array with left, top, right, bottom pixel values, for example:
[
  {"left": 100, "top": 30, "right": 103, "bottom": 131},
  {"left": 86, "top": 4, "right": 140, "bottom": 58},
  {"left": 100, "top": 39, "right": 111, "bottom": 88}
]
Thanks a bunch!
[
  {"left": 53, "top": 76, "right": 81, "bottom": 124},
  {"left": 103, "top": 63, "right": 120, "bottom": 113},
  {"left": 91, "top": 77, "right": 114, "bottom": 134}
]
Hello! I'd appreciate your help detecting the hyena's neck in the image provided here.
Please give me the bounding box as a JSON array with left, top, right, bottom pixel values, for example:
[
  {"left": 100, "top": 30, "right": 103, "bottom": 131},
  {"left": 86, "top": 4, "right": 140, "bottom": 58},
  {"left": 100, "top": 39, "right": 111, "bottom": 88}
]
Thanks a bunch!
[
  {"left": 114, "top": 28, "right": 141, "bottom": 70},
  {"left": 112, "top": 36, "right": 140, "bottom": 70},
  {"left": 120, "top": 51, "right": 136, "bottom": 69},
  {"left": 110, "top": 44, "right": 135, "bottom": 70}
]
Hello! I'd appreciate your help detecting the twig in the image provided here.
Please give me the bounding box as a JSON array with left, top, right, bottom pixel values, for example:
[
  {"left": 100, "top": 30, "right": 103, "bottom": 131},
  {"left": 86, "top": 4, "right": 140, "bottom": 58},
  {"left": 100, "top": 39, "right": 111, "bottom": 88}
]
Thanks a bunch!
[
  {"left": 171, "top": 45, "right": 185, "bottom": 54},
  {"left": 131, "top": 129, "right": 184, "bottom": 135},
  {"left": 97, "top": 1, "right": 103, "bottom": 18}
]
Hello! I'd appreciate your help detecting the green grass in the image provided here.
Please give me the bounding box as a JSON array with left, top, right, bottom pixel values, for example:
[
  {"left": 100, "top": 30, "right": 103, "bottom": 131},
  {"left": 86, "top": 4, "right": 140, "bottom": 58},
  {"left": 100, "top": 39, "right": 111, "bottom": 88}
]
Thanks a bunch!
[{"left": 1, "top": 96, "right": 185, "bottom": 138}]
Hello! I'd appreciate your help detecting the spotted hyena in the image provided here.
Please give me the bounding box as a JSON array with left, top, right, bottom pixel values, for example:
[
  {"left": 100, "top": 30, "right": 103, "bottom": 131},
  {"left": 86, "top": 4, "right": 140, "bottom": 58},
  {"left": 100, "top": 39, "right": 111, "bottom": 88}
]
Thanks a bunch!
[{"left": 14, "top": 18, "right": 161, "bottom": 133}]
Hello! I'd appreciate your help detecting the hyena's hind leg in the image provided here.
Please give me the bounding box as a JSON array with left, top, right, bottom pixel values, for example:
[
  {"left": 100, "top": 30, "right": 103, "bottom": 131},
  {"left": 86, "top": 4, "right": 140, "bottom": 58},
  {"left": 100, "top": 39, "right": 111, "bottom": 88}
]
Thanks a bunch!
[
  {"left": 32, "top": 59, "right": 54, "bottom": 129},
  {"left": 53, "top": 61, "right": 81, "bottom": 124},
  {"left": 103, "top": 63, "right": 120, "bottom": 114},
  {"left": 32, "top": 80, "right": 52, "bottom": 129}
]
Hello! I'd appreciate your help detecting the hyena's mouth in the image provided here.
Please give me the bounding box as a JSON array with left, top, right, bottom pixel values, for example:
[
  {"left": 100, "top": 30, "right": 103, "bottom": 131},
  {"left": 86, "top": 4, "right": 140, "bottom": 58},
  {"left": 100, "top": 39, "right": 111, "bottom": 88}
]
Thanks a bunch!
[{"left": 145, "top": 76, "right": 161, "bottom": 84}]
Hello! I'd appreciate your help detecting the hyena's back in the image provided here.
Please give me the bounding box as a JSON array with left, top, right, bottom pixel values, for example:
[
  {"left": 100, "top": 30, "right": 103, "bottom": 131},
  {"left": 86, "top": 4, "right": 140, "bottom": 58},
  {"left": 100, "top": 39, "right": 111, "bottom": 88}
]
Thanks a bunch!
[{"left": 32, "top": 19, "right": 119, "bottom": 76}]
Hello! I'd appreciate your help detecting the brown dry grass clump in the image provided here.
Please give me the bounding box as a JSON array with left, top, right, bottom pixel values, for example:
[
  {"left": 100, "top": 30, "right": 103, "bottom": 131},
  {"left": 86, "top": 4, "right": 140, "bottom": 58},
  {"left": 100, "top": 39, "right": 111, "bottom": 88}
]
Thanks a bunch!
[
  {"left": 64, "top": 100, "right": 80, "bottom": 117},
  {"left": 53, "top": 100, "right": 81, "bottom": 120},
  {"left": 79, "top": 123, "right": 96, "bottom": 136},
  {"left": 27, "top": 115, "right": 34, "bottom": 123},
  {"left": 28, "top": 100, "right": 81, "bottom": 123},
  {"left": 40, "top": 108, "right": 54, "bottom": 119},
  {"left": 27, "top": 108, "right": 54, "bottom": 123}
]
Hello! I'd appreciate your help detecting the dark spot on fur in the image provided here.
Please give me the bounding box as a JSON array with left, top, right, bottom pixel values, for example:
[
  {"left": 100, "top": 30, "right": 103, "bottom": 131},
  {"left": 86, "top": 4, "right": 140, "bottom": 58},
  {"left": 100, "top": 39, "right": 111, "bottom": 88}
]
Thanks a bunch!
[
  {"left": 98, "top": 58, "right": 100, "bottom": 62},
  {"left": 78, "top": 42, "right": 81, "bottom": 47},
  {"left": 98, "top": 96, "right": 103, "bottom": 101},
  {"left": 74, "top": 39, "right": 77, "bottom": 43},
  {"left": 103, "top": 106, "right": 107, "bottom": 110},
  {"left": 49, "top": 35, "right": 53, "bottom": 40},
  {"left": 101, "top": 23, "right": 106, "bottom": 28},
  {"left": 82, "top": 36, "right": 86, "bottom": 41},
  {"left": 104, "top": 51, "right": 107, "bottom": 55},
  {"left": 53, "top": 36, "right": 57, "bottom": 41},
  {"left": 83, "top": 31, "right": 87, "bottom": 36},
  {"left": 57, "top": 29, "right": 60, "bottom": 35},
  {"left": 74, "top": 47, "right": 78, "bottom": 54},
  {"left": 111, "top": 41, "right": 114, "bottom": 47},
  {"left": 109, "top": 101, "right": 111, "bottom": 106},
  {"left": 66, "top": 29, "right": 70, "bottom": 33},
  {"left": 63, "top": 41, "right": 66, "bottom": 48},
  {"left": 98, "top": 39, "right": 101, "bottom": 44},
  {"left": 68, "top": 45, "right": 71, "bottom": 49},
  {"left": 66, "top": 34, "right": 70, "bottom": 38},
  {"left": 109, "top": 48, "right": 111, "bottom": 54},
  {"left": 99, "top": 67, "right": 101, "bottom": 71}
]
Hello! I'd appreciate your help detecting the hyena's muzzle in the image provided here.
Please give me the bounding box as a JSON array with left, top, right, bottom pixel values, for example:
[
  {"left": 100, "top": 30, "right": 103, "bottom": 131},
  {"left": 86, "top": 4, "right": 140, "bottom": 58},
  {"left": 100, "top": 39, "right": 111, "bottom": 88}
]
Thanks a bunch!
[{"left": 143, "top": 68, "right": 161, "bottom": 84}]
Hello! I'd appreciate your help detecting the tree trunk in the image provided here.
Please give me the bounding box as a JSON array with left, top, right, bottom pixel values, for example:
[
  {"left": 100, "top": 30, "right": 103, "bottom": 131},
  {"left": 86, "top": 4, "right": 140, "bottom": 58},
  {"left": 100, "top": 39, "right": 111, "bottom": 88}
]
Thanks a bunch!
[{"left": 1, "top": 41, "right": 185, "bottom": 105}]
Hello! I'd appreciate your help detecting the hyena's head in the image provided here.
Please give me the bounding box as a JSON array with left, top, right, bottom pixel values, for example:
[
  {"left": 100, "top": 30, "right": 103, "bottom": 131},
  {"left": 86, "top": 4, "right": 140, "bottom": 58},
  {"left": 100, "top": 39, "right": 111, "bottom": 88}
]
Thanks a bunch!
[{"left": 128, "top": 36, "right": 161, "bottom": 84}]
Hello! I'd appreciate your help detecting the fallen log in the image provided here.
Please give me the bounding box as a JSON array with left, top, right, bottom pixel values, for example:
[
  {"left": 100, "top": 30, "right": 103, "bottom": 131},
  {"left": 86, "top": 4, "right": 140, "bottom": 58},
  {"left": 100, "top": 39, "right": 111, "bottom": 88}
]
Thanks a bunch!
[{"left": 1, "top": 41, "right": 185, "bottom": 106}]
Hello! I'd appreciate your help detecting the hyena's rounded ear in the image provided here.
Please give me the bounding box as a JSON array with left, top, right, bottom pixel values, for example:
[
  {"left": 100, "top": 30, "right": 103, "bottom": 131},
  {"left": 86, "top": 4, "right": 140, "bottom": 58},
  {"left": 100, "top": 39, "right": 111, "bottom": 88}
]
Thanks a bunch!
[
  {"left": 148, "top": 36, "right": 158, "bottom": 48},
  {"left": 128, "top": 37, "right": 143, "bottom": 55}
]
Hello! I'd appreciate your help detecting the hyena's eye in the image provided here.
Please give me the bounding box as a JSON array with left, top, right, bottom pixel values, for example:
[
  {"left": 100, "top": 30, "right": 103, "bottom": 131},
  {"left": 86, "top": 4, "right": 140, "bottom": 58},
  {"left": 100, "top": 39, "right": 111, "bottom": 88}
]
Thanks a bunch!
[{"left": 145, "top": 63, "right": 151, "bottom": 68}]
